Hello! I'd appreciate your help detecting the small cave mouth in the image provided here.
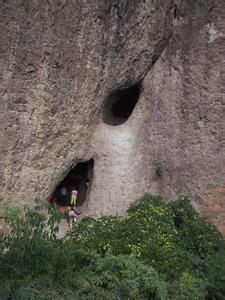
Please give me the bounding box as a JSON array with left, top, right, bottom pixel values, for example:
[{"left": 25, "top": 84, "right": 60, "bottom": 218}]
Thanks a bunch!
[
  {"left": 49, "top": 159, "right": 94, "bottom": 214},
  {"left": 103, "top": 83, "right": 141, "bottom": 126}
]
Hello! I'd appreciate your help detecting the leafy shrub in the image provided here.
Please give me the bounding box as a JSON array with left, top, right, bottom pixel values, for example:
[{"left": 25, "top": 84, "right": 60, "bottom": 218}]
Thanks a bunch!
[
  {"left": 169, "top": 195, "right": 224, "bottom": 258},
  {"left": 72, "top": 215, "right": 122, "bottom": 255},
  {"left": 0, "top": 194, "right": 225, "bottom": 299},
  {"left": 73, "top": 253, "right": 168, "bottom": 300},
  {"left": 204, "top": 250, "right": 225, "bottom": 299},
  {"left": 170, "top": 271, "right": 206, "bottom": 300},
  {"left": 72, "top": 194, "right": 225, "bottom": 297},
  {"left": 73, "top": 195, "right": 210, "bottom": 280}
]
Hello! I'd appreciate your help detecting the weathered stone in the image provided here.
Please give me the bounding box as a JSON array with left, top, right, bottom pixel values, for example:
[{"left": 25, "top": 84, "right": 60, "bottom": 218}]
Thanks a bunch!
[{"left": 0, "top": 0, "right": 225, "bottom": 233}]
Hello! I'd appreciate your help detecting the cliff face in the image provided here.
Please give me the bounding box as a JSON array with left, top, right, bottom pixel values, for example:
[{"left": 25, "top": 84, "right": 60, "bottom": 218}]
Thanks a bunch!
[{"left": 0, "top": 0, "right": 225, "bottom": 232}]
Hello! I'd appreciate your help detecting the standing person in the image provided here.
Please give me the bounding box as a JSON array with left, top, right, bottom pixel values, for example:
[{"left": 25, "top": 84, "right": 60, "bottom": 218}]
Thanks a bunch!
[
  {"left": 70, "top": 189, "right": 78, "bottom": 207},
  {"left": 58, "top": 186, "right": 68, "bottom": 206},
  {"left": 68, "top": 206, "right": 77, "bottom": 227}
]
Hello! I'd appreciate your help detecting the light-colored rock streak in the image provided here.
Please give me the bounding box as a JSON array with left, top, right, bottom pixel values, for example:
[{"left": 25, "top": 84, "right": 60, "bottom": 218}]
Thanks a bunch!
[{"left": 90, "top": 123, "right": 136, "bottom": 215}]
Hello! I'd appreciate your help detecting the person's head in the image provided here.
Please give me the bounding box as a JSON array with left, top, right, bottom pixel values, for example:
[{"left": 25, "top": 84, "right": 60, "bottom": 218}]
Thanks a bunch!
[
  {"left": 72, "top": 190, "right": 77, "bottom": 195},
  {"left": 61, "top": 186, "right": 67, "bottom": 195}
]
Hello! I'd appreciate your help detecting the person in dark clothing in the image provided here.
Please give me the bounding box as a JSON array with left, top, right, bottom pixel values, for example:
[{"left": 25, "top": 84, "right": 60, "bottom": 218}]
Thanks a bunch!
[{"left": 58, "top": 186, "right": 69, "bottom": 206}]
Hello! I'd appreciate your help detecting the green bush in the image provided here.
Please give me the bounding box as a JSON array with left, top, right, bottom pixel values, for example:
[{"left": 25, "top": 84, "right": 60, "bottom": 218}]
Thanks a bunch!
[
  {"left": 73, "top": 253, "right": 168, "bottom": 300},
  {"left": 169, "top": 195, "right": 224, "bottom": 258},
  {"left": 0, "top": 194, "right": 225, "bottom": 299},
  {"left": 169, "top": 271, "right": 206, "bottom": 300},
  {"left": 204, "top": 250, "right": 225, "bottom": 299},
  {"left": 72, "top": 194, "right": 225, "bottom": 297}
]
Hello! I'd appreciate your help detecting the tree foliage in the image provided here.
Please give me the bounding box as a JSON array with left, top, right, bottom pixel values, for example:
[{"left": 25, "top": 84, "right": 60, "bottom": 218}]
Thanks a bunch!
[{"left": 0, "top": 195, "right": 225, "bottom": 299}]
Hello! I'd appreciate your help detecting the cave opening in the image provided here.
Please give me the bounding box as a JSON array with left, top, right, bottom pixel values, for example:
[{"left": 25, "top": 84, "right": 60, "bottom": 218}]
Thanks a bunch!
[
  {"left": 103, "top": 83, "right": 141, "bottom": 126},
  {"left": 50, "top": 159, "right": 94, "bottom": 214}
]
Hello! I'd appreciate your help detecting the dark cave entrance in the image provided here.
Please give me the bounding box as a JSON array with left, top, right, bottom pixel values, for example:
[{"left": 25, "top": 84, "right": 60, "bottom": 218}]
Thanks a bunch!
[
  {"left": 50, "top": 159, "right": 94, "bottom": 213},
  {"left": 103, "top": 83, "right": 141, "bottom": 126}
]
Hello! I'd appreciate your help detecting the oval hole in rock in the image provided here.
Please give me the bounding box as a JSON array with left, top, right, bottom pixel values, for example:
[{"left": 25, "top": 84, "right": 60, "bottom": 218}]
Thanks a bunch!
[
  {"left": 103, "top": 83, "right": 141, "bottom": 126},
  {"left": 49, "top": 159, "right": 94, "bottom": 214}
]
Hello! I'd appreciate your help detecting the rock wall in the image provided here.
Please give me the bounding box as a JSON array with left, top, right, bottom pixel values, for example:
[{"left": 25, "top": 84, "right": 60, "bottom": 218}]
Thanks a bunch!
[
  {"left": 0, "top": 0, "right": 225, "bottom": 233},
  {"left": 142, "top": 0, "right": 225, "bottom": 234}
]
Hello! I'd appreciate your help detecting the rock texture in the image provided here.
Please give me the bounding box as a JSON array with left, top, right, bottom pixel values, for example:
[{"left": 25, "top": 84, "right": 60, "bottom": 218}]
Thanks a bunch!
[{"left": 0, "top": 0, "right": 225, "bottom": 233}]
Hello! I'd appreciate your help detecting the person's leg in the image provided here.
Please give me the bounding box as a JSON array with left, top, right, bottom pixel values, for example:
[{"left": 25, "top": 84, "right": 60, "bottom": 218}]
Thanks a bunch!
[{"left": 71, "top": 196, "right": 76, "bottom": 206}]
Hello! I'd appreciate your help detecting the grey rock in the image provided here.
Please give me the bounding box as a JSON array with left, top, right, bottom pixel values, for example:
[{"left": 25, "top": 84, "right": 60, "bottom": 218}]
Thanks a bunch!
[{"left": 0, "top": 0, "right": 225, "bottom": 233}]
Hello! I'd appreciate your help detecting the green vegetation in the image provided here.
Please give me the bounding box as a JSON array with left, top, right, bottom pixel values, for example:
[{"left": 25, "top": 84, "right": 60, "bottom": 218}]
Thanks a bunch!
[
  {"left": 155, "top": 161, "right": 163, "bottom": 177},
  {"left": 0, "top": 195, "right": 225, "bottom": 299}
]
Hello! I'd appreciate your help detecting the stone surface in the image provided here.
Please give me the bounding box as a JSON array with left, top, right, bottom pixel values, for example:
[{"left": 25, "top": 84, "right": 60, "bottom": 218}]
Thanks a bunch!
[{"left": 0, "top": 0, "right": 225, "bottom": 233}]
